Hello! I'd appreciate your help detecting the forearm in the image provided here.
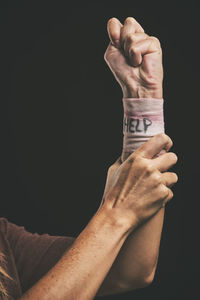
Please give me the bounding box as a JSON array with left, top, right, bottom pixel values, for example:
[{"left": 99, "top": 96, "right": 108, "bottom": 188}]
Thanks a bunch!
[
  {"left": 98, "top": 156, "right": 165, "bottom": 295},
  {"left": 100, "top": 15, "right": 172, "bottom": 294},
  {"left": 98, "top": 96, "right": 165, "bottom": 293},
  {"left": 18, "top": 207, "right": 129, "bottom": 300},
  {"left": 99, "top": 205, "right": 165, "bottom": 293}
]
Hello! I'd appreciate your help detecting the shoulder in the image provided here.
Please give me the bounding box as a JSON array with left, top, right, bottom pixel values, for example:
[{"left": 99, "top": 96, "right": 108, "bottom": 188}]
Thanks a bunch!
[
  {"left": 0, "top": 217, "right": 24, "bottom": 244},
  {"left": 0, "top": 217, "right": 23, "bottom": 238},
  {"left": 0, "top": 217, "right": 34, "bottom": 245},
  {"left": 0, "top": 217, "right": 9, "bottom": 235}
]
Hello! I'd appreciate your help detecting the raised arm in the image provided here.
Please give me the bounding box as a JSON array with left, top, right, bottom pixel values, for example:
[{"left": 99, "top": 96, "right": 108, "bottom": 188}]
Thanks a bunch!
[{"left": 97, "top": 17, "right": 174, "bottom": 295}]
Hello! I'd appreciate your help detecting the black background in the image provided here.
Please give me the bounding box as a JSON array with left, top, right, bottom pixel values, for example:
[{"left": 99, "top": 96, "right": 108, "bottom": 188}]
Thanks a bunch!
[{"left": 1, "top": 0, "right": 200, "bottom": 299}]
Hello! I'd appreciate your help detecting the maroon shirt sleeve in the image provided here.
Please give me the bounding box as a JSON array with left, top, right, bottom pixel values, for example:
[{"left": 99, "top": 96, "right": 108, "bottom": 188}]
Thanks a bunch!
[{"left": 5, "top": 219, "right": 75, "bottom": 293}]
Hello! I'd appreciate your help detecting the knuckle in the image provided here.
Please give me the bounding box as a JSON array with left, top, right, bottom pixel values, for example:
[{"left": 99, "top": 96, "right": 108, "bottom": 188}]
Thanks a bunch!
[
  {"left": 167, "top": 189, "right": 174, "bottom": 200},
  {"left": 130, "top": 45, "right": 138, "bottom": 54},
  {"left": 125, "top": 17, "right": 136, "bottom": 24},
  {"left": 108, "top": 17, "right": 116, "bottom": 23},
  {"left": 128, "top": 156, "right": 135, "bottom": 165},
  {"left": 156, "top": 133, "right": 171, "bottom": 145},
  {"left": 129, "top": 154, "right": 141, "bottom": 167},
  {"left": 151, "top": 172, "right": 162, "bottom": 185},
  {"left": 157, "top": 132, "right": 167, "bottom": 141},
  {"left": 107, "top": 17, "right": 117, "bottom": 27},
  {"left": 126, "top": 33, "right": 135, "bottom": 43},
  {"left": 150, "top": 36, "right": 161, "bottom": 46},
  {"left": 165, "top": 135, "right": 173, "bottom": 148},
  {"left": 132, "top": 154, "right": 142, "bottom": 164},
  {"left": 128, "top": 151, "right": 141, "bottom": 164},
  {"left": 158, "top": 184, "right": 169, "bottom": 198},
  {"left": 143, "top": 161, "right": 154, "bottom": 174}
]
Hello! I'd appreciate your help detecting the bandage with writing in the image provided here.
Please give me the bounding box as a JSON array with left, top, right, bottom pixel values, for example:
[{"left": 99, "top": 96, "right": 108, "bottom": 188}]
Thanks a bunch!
[{"left": 122, "top": 98, "right": 164, "bottom": 159}]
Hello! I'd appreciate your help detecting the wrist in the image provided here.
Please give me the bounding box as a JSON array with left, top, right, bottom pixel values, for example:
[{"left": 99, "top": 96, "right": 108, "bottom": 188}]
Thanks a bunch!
[
  {"left": 95, "top": 205, "right": 135, "bottom": 239},
  {"left": 121, "top": 97, "right": 164, "bottom": 155},
  {"left": 122, "top": 85, "right": 163, "bottom": 99}
]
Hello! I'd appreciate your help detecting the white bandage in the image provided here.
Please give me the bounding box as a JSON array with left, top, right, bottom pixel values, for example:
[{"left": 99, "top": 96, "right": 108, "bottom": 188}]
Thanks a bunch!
[{"left": 122, "top": 98, "right": 165, "bottom": 156}]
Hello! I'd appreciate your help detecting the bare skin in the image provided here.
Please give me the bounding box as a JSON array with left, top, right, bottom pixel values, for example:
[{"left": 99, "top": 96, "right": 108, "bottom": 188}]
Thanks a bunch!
[
  {"left": 19, "top": 134, "right": 177, "bottom": 300},
  {"left": 104, "top": 17, "right": 163, "bottom": 99},
  {"left": 97, "top": 17, "right": 168, "bottom": 295},
  {"left": 18, "top": 17, "right": 177, "bottom": 300}
]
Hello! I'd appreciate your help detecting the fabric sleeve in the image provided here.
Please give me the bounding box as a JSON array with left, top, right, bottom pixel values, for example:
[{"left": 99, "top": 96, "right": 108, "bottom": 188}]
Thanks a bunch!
[
  {"left": 5, "top": 219, "right": 75, "bottom": 293},
  {"left": 122, "top": 97, "right": 164, "bottom": 160}
]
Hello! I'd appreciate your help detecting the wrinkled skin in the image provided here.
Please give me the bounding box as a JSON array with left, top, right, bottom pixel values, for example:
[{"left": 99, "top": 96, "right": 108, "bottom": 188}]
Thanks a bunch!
[{"left": 104, "top": 17, "right": 163, "bottom": 99}]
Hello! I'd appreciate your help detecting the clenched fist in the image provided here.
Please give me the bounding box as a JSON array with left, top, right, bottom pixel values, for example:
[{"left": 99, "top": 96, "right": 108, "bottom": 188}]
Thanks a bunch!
[{"left": 104, "top": 17, "right": 163, "bottom": 99}]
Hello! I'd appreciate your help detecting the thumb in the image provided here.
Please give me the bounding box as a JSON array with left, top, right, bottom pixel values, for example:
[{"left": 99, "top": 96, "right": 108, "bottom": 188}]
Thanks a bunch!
[
  {"left": 107, "top": 17, "right": 122, "bottom": 49},
  {"left": 107, "top": 156, "right": 122, "bottom": 177}
]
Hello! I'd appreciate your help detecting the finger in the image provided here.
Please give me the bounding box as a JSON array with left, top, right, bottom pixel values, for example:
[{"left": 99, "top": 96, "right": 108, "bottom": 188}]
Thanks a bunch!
[
  {"left": 133, "top": 133, "right": 173, "bottom": 159},
  {"left": 153, "top": 152, "right": 178, "bottom": 172},
  {"left": 161, "top": 172, "right": 178, "bottom": 187},
  {"left": 107, "top": 17, "right": 123, "bottom": 49},
  {"left": 124, "top": 32, "right": 149, "bottom": 61},
  {"left": 163, "top": 188, "right": 174, "bottom": 206},
  {"left": 120, "top": 17, "right": 144, "bottom": 49},
  {"left": 129, "top": 36, "right": 161, "bottom": 67}
]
